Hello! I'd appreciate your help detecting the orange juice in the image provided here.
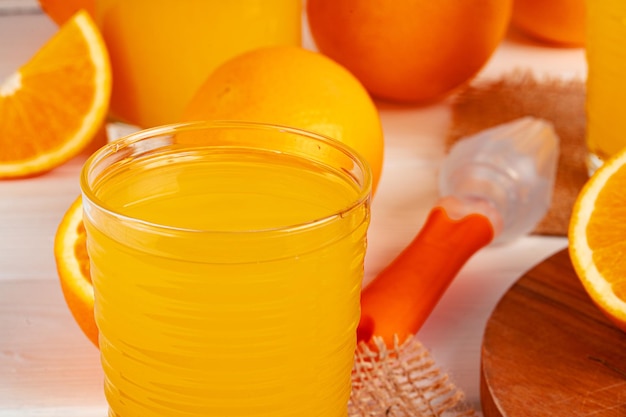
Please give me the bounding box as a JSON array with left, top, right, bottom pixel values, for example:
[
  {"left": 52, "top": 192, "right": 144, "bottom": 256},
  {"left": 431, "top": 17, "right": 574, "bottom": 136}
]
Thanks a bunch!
[
  {"left": 80, "top": 122, "right": 371, "bottom": 417},
  {"left": 95, "top": 1, "right": 302, "bottom": 127},
  {"left": 585, "top": 0, "right": 626, "bottom": 173}
]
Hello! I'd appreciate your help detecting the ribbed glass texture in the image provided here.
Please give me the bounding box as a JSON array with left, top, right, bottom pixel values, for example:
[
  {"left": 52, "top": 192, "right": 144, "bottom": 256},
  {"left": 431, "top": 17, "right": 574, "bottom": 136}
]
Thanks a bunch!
[{"left": 81, "top": 121, "right": 372, "bottom": 417}]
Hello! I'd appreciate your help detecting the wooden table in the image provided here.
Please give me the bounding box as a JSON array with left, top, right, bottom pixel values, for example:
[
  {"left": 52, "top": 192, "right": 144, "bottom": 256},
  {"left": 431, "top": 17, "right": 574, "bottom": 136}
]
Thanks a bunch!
[{"left": 0, "top": 4, "right": 585, "bottom": 415}]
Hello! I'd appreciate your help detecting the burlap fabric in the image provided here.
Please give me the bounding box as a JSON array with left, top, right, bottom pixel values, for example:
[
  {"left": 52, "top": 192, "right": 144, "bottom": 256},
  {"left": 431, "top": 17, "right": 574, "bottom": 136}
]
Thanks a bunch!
[
  {"left": 350, "top": 338, "right": 478, "bottom": 417},
  {"left": 446, "top": 71, "right": 588, "bottom": 236}
]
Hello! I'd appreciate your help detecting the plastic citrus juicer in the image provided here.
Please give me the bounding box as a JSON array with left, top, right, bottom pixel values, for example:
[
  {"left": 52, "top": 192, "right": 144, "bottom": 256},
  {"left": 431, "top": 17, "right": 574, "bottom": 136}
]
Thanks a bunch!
[{"left": 357, "top": 117, "right": 560, "bottom": 348}]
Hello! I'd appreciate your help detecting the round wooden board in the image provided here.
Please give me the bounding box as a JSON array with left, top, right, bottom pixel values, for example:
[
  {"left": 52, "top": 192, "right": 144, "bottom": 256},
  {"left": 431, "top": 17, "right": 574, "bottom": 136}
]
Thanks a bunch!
[{"left": 480, "top": 249, "right": 626, "bottom": 417}]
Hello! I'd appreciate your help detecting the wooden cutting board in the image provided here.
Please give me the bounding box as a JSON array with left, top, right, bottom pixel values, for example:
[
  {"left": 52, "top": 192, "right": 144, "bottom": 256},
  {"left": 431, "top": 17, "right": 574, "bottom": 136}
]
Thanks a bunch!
[{"left": 480, "top": 249, "right": 626, "bottom": 417}]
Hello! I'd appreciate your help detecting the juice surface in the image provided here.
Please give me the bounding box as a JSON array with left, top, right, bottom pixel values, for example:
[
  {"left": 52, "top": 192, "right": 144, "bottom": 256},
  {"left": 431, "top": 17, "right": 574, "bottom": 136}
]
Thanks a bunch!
[
  {"left": 84, "top": 146, "right": 370, "bottom": 417},
  {"left": 95, "top": 0, "right": 302, "bottom": 127}
]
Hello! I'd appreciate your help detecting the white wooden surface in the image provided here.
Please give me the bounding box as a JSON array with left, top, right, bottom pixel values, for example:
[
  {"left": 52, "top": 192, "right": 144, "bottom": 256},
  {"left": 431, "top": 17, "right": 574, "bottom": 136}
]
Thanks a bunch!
[{"left": 0, "top": 8, "right": 585, "bottom": 416}]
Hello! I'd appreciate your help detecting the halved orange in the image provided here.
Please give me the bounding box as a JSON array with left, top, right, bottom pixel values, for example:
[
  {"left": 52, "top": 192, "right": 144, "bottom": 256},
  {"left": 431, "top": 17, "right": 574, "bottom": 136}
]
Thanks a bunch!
[
  {"left": 569, "top": 148, "right": 626, "bottom": 333},
  {"left": 54, "top": 196, "right": 97, "bottom": 346},
  {"left": 0, "top": 10, "right": 111, "bottom": 178}
]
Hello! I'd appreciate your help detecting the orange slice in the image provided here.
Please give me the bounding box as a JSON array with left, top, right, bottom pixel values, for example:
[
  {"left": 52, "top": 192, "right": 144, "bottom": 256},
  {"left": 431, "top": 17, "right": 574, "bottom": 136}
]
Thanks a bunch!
[
  {"left": 569, "top": 149, "right": 626, "bottom": 333},
  {"left": 54, "top": 196, "right": 97, "bottom": 346},
  {"left": 0, "top": 10, "right": 111, "bottom": 178}
]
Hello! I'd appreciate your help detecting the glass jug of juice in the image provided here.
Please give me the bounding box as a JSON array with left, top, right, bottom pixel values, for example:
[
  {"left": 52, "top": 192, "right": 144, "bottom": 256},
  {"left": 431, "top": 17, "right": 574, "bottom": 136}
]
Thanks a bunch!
[
  {"left": 95, "top": 1, "right": 302, "bottom": 128},
  {"left": 585, "top": 0, "right": 626, "bottom": 173}
]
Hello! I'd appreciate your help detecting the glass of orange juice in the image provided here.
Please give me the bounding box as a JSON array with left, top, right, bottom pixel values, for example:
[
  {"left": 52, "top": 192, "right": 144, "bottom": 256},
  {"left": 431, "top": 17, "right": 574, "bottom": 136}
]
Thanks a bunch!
[
  {"left": 80, "top": 121, "right": 371, "bottom": 417},
  {"left": 94, "top": 1, "right": 302, "bottom": 128},
  {"left": 585, "top": 0, "right": 626, "bottom": 174}
]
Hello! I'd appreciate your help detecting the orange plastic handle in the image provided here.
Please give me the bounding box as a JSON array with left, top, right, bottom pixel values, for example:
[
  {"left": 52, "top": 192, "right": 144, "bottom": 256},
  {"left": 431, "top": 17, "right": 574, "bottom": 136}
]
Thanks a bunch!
[{"left": 357, "top": 206, "right": 494, "bottom": 348}]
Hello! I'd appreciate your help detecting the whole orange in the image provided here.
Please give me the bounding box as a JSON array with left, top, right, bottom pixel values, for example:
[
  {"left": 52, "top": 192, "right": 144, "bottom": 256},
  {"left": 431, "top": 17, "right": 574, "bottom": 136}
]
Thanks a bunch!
[
  {"left": 182, "top": 46, "right": 384, "bottom": 194},
  {"left": 38, "top": 0, "right": 94, "bottom": 25},
  {"left": 306, "top": 0, "right": 512, "bottom": 104},
  {"left": 511, "top": 0, "right": 585, "bottom": 46}
]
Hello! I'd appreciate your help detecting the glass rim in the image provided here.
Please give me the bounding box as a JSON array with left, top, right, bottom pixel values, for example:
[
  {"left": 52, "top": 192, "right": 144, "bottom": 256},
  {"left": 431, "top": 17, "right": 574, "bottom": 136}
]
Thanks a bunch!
[{"left": 80, "top": 120, "right": 372, "bottom": 235}]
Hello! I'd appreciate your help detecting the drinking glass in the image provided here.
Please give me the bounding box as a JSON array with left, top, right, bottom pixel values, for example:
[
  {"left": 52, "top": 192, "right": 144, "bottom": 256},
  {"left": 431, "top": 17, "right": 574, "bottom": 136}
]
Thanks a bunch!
[{"left": 80, "top": 121, "right": 371, "bottom": 417}]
